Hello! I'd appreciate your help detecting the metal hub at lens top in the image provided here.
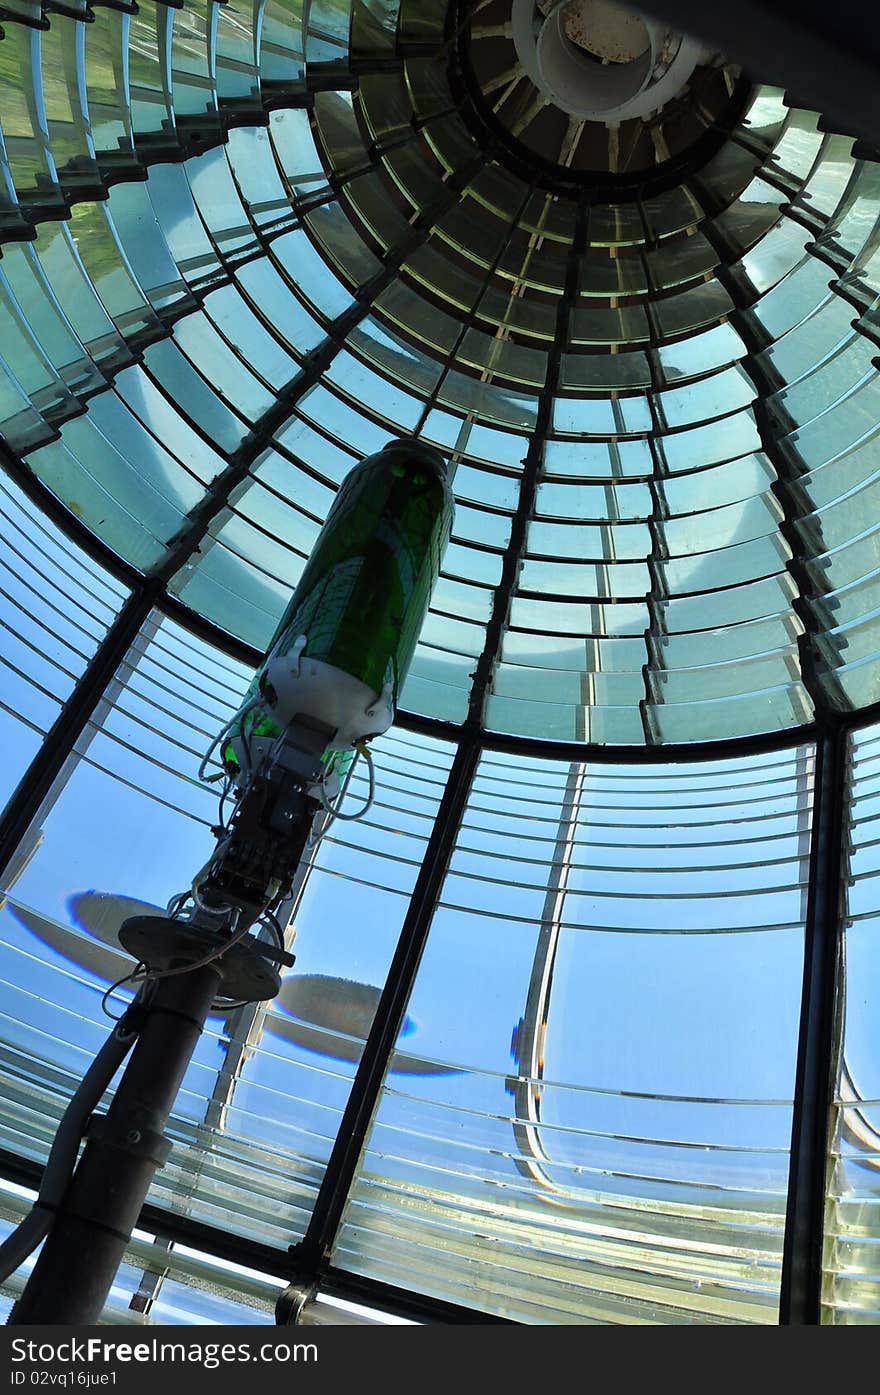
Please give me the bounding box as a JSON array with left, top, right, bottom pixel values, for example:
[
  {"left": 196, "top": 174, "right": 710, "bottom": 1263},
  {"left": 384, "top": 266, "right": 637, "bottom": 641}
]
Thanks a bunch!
[
  {"left": 461, "top": 0, "right": 746, "bottom": 185},
  {"left": 519, "top": 0, "right": 704, "bottom": 124}
]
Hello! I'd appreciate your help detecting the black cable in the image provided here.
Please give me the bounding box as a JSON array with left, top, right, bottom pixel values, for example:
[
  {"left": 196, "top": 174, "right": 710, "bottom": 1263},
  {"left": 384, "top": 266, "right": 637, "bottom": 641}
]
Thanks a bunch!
[
  {"left": 101, "top": 963, "right": 147, "bottom": 1022},
  {"left": 258, "top": 910, "right": 285, "bottom": 950},
  {"left": 217, "top": 778, "right": 231, "bottom": 835}
]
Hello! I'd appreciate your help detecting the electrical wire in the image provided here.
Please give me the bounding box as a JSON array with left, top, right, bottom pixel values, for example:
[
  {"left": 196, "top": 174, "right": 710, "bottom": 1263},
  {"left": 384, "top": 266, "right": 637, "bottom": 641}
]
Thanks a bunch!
[
  {"left": 257, "top": 910, "right": 285, "bottom": 950},
  {"left": 216, "top": 772, "right": 234, "bottom": 834},
  {"left": 137, "top": 913, "right": 251, "bottom": 984},
  {"left": 101, "top": 963, "right": 149, "bottom": 1022},
  {"left": 322, "top": 746, "right": 358, "bottom": 805},
  {"left": 208, "top": 910, "right": 288, "bottom": 1013},
  {"left": 197, "top": 695, "right": 261, "bottom": 786},
  {"left": 191, "top": 865, "right": 231, "bottom": 916},
  {"left": 0, "top": 1006, "right": 141, "bottom": 1284},
  {"left": 319, "top": 743, "right": 376, "bottom": 824},
  {"left": 166, "top": 890, "right": 190, "bottom": 919}
]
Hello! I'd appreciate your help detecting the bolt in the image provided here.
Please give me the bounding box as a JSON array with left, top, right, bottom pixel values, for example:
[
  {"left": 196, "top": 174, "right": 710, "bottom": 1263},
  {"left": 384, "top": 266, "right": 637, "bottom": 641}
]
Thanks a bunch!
[{"left": 126, "top": 1130, "right": 142, "bottom": 1145}]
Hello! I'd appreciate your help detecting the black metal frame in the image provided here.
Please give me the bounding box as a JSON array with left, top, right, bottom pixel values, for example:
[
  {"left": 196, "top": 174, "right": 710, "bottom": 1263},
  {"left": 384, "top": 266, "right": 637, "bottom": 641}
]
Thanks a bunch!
[
  {"left": 0, "top": 411, "right": 859, "bottom": 1326},
  {"left": 0, "top": 1143, "right": 508, "bottom": 1325},
  {"left": 0, "top": 555, "right": 855, "bottom": 1324}
]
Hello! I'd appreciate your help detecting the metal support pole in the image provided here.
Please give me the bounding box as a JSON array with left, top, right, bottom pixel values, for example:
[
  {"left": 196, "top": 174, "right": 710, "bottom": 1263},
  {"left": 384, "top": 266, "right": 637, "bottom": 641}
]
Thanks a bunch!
[
  {"left": 283, "top": 736, "right": 480, "bottom": 1287},
  {"left": 10, "top": 963, "right": 222, "bottom": 1325},
  {"left": 779, "top": 724, "right": 847, "bottom": 1323}
]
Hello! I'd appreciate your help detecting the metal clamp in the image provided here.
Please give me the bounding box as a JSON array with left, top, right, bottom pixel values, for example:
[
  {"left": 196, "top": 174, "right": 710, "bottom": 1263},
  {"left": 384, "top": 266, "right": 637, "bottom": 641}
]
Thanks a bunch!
[
  {"left": 275, "top": 1277, "right": 318, "bottom": 1326},
  {"left": 86, "top": 1111, "right": 173, "bottom": 1168}
]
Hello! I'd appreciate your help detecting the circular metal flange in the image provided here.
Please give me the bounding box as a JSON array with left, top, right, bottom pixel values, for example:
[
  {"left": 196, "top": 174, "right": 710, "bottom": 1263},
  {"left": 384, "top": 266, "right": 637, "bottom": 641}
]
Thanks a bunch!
[
  {"left": 118, "top": 916, "right": 282, "bottom": 1003},
  {"left": 512, "top": 0, "right": 707, "bottom": 123},
  {"left": 454, "top": 0, "right": 749, "bottom": 196}
]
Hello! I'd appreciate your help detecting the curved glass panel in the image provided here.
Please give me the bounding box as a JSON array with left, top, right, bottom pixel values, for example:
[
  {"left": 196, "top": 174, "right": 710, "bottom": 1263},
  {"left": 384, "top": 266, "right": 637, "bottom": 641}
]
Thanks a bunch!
[
  {"left": 0, "top": 609, "right": 454, "bottom": 1247},
  {"left": 0, "top": 0, "right": 878, "bottom": 1334},
  {"left": 0, "top": 472, "right": 129, "bottom": 809},
  {"left": 334, "top": 744, "right": 813, "bottom": 1322},
  {"left": 0, "top": 1181, "right": 284, "bottom": 1326},
  {"left": 0, "top": 1, "right": 879, "bottom": 742}
]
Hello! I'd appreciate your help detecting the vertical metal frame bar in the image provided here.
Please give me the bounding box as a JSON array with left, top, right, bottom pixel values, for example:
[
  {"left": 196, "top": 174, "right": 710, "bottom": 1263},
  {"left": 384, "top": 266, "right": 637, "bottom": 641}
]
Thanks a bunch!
[
  {"left": 779, "top": 723, "right": 847, "bottom": 1323},
  {"left": 0, "top": 583, "right": 162, "bottom": 887},
  {"left": 283, "top": 734, "right": 481, "bottom": 1289},
  {"left": 466, "top": 195, "right": 589, "bottom": 729}
]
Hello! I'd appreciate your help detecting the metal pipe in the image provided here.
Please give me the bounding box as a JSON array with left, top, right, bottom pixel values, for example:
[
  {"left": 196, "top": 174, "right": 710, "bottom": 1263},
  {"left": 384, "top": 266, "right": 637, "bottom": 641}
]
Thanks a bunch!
[{"left": 10, "top": 964, "right": 222, "bottom": 1325}]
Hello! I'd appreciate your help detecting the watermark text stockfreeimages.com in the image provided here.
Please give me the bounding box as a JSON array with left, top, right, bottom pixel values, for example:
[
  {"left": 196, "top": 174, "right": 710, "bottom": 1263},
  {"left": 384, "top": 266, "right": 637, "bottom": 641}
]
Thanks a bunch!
[{"left": 10, "top": 1338, "right": 317, "bottom": 1376}]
